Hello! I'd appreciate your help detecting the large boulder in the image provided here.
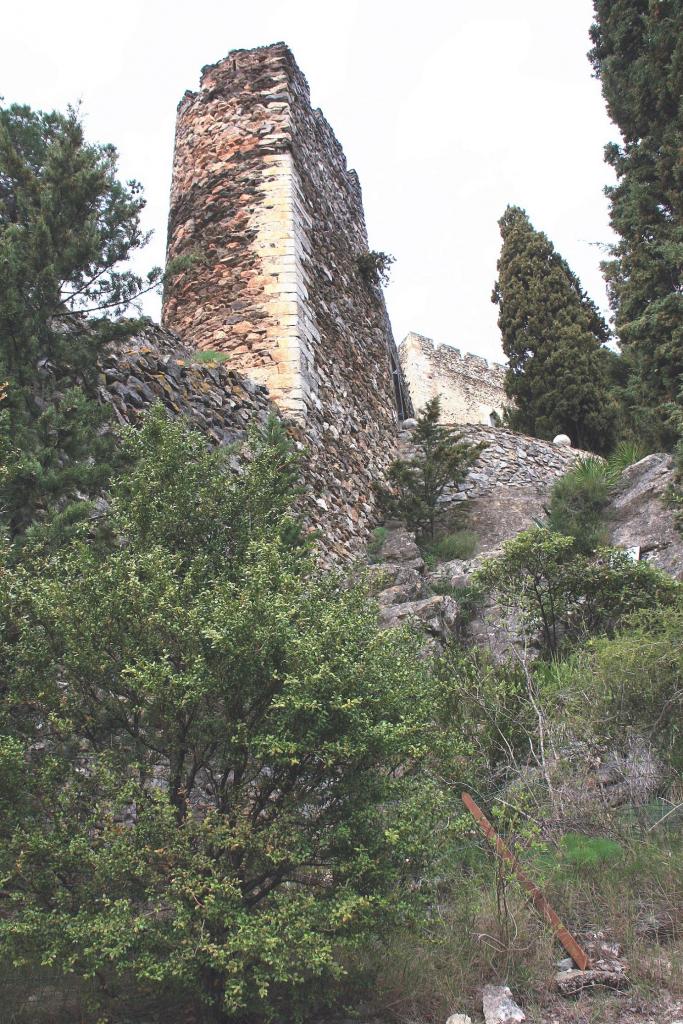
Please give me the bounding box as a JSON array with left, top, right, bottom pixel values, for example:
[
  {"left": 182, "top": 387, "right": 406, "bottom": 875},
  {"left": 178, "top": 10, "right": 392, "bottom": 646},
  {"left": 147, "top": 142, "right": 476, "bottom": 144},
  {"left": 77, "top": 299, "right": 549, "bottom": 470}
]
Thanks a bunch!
[
  {"left": 607, "top": 454, "right": 683, "bottom": 580},
  {"left": 375, "top": 526, "right": 425, "bottom": 571},
  {"left": 378, "top": 594, "right": 460, "bottom": 641}
]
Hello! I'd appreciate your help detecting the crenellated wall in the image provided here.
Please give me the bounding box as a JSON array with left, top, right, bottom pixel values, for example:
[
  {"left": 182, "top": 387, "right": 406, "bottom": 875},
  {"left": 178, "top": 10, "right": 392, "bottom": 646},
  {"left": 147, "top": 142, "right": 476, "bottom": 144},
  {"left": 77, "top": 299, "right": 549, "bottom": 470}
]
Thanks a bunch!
[
  {"left": 399, "top": 332, "right": 508, "bottom": 425},
  {"left": 162, "top": 43, "right": 410, "bottom": 559}
]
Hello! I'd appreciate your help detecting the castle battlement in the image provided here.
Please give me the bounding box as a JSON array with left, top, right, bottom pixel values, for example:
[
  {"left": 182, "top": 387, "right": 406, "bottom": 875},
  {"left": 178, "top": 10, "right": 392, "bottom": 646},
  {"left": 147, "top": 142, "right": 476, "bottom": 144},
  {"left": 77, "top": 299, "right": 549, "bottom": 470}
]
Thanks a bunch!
[{"left": 399, "top": 331, "right": 509, "bottom": 426}]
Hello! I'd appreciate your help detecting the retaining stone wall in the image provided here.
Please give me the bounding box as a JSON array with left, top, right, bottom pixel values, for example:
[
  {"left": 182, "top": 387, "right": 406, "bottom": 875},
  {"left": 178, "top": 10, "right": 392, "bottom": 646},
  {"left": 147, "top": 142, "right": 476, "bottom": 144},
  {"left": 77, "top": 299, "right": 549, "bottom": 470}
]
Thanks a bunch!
[{"left": 398, "top": 422, "right": 587, "bottom": 550}]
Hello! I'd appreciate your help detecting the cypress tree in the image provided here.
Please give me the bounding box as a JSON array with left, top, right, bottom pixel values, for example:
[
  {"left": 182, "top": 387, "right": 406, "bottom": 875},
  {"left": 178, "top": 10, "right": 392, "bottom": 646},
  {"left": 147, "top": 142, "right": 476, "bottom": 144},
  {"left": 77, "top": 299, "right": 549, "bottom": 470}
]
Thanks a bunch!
[
  {"left": 492, "top": 205, "right": 617, "bottom": 454},
  {"left": 589, "top": 0, "right": 683, "bottom": 446}
]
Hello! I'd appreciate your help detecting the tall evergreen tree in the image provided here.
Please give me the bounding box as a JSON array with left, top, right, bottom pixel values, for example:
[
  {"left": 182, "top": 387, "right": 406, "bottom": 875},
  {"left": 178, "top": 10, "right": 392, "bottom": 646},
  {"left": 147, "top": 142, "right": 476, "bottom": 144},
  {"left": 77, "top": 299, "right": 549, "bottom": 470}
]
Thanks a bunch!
[
  {"left": 492, "top": 205, "right": 617, "bottom": 454},
  {"left": 0, "top": 103, "right": 161, "bottom": 545},
  {"left": 589, "top": 1, "right": 683, "bottom": 446}
]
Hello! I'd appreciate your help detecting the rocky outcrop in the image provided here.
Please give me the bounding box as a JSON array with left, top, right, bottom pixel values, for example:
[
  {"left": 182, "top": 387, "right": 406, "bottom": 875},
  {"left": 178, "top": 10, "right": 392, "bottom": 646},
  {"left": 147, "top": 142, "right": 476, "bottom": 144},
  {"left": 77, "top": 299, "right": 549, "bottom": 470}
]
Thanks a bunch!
[
  {"left": 607, "top": 454, "right": 683, "bottom": 580},
  {"left": 370, "top": 527, "right": 462, "bottom": 651}
]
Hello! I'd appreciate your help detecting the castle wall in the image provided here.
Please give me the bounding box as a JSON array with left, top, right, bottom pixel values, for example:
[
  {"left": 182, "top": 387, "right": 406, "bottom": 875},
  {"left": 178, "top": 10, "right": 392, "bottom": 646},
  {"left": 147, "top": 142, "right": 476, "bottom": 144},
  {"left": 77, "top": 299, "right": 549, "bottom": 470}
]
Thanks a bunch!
[
  {"left": 163, "top": 44, "right": 408, "bottom": 559},
  {"left": 399, "top": 332, "right": 508, "bottom": 425},
  {"left": 398, "top": 421, "right": 586, "bottom": 551}
]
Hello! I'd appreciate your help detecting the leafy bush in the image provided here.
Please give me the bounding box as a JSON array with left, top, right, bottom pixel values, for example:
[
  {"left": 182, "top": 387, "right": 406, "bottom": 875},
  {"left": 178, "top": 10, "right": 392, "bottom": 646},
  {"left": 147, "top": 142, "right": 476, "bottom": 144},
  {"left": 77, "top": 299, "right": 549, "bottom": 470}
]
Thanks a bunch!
[
  {"left": 0, "top": 408, "right": 450, "bottom": 1022},
  {"left": 562, "top": 602, "right": 683, "bottom": 771},
  {"left": 473, "top": 527, "right": 679, "bottom": 657},
  {"left": 423, "top": 529, "right": 478, "bottom": 564}
]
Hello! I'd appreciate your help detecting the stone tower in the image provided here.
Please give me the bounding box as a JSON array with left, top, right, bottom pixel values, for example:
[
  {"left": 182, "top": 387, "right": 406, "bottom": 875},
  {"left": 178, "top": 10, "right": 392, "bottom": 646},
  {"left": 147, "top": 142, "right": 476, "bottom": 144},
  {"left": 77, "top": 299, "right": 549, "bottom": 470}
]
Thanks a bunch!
[{"left": 162, "top": 43, "right": 410, "bottom": 558}]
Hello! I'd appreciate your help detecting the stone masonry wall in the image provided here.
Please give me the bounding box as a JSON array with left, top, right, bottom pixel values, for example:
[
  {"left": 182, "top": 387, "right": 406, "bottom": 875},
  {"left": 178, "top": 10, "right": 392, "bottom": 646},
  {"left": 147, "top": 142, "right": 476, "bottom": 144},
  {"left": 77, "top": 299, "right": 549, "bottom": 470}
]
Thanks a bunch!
[
  {"left": 95, "top": 327, "right": 365, "bottom": 559},
  {"left": 99, "top": 335, "right": 273, "bottom": 446},
  {"left": 398, "top": 421, "right": 587, "bottom": 550},
  {"left": 399, "top": 332, "right": 508, "bottom": 425},
  {"left": 162, "top": 43, "right": 408, "bottom": 559}
]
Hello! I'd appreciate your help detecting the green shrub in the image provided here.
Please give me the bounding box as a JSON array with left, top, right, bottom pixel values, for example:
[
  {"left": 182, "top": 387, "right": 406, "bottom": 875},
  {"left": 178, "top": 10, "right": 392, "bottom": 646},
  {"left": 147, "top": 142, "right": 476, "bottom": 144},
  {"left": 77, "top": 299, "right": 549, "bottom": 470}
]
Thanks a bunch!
[
  {"left": 546, "top": 457, "right": 612, "bottom": 553},
  {"left": 606, "top": 439, "right": 647, "bottom": 478},
  {"left": 0, "top": 408, "right": 452, "bottom": 1022},
  {"left": 189, "top": 349, "right": 230, "bottom": 365},
  {"left": 473, "top": 527, "right": 679, "bottom": 657},
  {"left": 424, "top": 530, "right": 478, "bottom": 563},
  {"left": 547, "top": 444, "right": 649, "bottom": 555},
  {"left": 558, "top": 832, "right": 624, "bottom": 870},
  {"left": 429, "top": 578, "right": 462, "bottom": 597},
  {"left": 367, "top": 525, "right": 388, "bottom": 562},
  {"left": 563, "top": 601, "right": 683, "bottom": 771}
]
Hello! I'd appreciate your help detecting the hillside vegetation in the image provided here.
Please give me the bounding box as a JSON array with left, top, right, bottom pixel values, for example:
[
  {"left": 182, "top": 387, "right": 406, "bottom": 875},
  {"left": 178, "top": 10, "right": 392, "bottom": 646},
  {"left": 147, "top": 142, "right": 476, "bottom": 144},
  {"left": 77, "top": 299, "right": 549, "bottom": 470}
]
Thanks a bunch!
[{"left": 1, "top": 2, "right": 682, "bottom": 1022}]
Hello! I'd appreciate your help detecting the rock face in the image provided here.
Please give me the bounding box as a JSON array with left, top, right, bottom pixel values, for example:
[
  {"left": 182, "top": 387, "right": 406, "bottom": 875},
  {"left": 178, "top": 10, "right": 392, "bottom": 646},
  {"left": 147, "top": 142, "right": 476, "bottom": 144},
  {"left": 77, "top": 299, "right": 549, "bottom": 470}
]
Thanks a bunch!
[
  {"left": 162, "top": 42, "right": 411, "bottom": 560},
  {"left": 399, "top": 332, "right": 508, "bottom": 425},
  {"left": 371, "top": 527, "right": 462, "bottom": 651},
  {"left": 607, "top": 454, "right": 683, "bottom": 580}
]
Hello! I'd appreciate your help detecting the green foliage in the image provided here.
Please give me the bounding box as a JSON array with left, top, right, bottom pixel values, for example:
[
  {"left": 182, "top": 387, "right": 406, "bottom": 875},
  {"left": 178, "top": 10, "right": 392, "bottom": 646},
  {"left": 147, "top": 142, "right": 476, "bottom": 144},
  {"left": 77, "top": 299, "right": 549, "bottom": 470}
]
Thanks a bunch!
[
  {"left": 0, "top": 409, "right": 451, "bottom": 1022},
  {"left": 356, "top": 250, "right": 395, "bottom": 288},
  {"left": 0, "top": 102, "right": 161, "bottom": 547},
  {"left": 492, "top": 205, "right": 617, "bottom": 454},
  {"left": 547, "top": 446, "right": 649, "bottom": 554},
  {"left": 423, "top": 529, "right": 478, "bottom": 565},
  {"left": 379, "top": 397, "right": 483, "bottom": 540},
  {"left": 589, "top": 1, "right": 683, "bottom": 447},
  {"left": 563, "top": 601, "right": 683, "bottom": 771},
  {"left": 430, "top": 649, "right": 536, "bottom": 781},
  {"left": 188, "top": 349, "right": 230, "bottom": 365},
  {"left": 665, "top": 395, "right": 683, "bottom": 532},
  {"left": 366, "top": 525, "right": 388, "bottom": 563},
  {"left": 473, "top": 527, "right": 679, "bottom": 657},
  {"left": 557, "top": 832, "right": 624, "bottom": 870},
  {"left": 546, "top": 457, "right": 613, "bottom": 553},
  {"left": 606, "top": 439, "right": 647, "bottom": 477}
]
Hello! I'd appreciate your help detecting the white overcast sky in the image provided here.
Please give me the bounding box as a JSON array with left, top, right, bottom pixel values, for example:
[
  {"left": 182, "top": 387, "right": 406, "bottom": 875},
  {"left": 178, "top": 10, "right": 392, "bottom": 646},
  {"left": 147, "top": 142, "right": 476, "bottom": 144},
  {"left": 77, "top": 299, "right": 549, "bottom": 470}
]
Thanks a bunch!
[{"left": 2, "top": 0, "right": 619, "bottom": 363}]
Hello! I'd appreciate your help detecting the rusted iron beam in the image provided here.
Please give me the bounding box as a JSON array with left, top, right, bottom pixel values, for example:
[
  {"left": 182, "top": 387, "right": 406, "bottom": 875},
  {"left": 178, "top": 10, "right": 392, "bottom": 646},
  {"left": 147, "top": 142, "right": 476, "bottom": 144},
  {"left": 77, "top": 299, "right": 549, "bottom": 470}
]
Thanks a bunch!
[{"left": 462, "top": 792, "right": 591, "bottom": 971}]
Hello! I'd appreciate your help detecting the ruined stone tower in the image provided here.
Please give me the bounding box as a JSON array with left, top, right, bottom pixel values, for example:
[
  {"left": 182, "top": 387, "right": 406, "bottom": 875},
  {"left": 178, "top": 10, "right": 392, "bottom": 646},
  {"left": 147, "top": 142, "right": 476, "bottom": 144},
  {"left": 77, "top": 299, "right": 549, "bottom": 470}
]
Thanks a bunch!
[{"left": 162, "top": 42, "right": 410, "bottom": 557}]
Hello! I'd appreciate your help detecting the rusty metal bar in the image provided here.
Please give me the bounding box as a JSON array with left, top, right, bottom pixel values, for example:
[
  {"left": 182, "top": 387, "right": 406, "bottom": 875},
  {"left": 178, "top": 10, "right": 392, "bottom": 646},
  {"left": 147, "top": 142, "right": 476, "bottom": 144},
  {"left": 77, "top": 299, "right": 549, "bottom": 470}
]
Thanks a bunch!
[{"left": 462, "top": 792, "right": 591, "bottom": 971}]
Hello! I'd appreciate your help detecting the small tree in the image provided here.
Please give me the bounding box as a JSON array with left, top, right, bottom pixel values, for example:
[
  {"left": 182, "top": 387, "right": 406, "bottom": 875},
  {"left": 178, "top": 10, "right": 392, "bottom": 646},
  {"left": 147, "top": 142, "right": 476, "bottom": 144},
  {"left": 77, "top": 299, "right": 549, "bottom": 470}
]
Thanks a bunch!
[
  {"left": 380, "top": 396, "right": 483, "bottom": 540},
  {"left": 0, "top": 408, "right": 448, "bottom": 1021}
]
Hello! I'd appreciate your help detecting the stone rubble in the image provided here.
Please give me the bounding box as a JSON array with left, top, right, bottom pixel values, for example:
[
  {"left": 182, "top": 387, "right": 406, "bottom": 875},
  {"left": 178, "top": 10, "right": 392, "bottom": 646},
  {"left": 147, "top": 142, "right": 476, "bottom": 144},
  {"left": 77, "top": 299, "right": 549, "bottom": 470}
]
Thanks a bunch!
[{"left": 482, "top": 984, "right": 526, "bottom": 1024}]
